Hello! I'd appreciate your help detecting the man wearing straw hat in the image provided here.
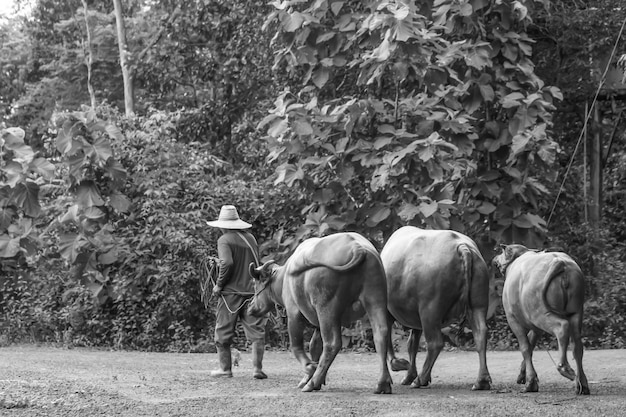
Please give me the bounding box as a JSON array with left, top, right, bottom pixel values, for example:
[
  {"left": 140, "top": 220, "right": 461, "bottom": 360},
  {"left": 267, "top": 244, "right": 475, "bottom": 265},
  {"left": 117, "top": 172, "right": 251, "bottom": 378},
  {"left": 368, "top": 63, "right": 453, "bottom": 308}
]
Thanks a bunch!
[{"left": 206, "top": 205, "right": 268, "bottom": 379}]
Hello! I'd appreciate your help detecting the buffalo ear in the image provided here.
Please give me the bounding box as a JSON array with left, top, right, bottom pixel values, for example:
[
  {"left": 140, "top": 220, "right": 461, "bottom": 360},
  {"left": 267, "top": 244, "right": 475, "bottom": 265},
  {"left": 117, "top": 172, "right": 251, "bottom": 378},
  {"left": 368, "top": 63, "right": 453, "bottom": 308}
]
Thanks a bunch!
[{"left": 248, "top": 262, "right": 260, "bottom": 280}]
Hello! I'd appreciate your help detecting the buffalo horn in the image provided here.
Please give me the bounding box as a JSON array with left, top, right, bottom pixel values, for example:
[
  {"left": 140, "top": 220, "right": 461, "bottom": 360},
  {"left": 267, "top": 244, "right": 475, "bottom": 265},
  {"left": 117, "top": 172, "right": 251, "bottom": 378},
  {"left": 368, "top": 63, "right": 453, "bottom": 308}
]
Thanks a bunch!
[
  {"left": 254, "top": 260, "right": 276, "bottom": 275},
  {"left": 248, "top": 262, "right": 259, "bottom": 279}
]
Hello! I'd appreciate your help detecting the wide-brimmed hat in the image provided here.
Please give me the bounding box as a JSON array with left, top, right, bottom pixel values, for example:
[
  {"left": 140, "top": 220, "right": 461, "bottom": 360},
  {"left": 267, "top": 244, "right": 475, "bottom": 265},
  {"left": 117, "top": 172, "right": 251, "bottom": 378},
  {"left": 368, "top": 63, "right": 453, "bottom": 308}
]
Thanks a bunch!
[{"left": 206, "top": 205, "right": 252, "bottom": 229}]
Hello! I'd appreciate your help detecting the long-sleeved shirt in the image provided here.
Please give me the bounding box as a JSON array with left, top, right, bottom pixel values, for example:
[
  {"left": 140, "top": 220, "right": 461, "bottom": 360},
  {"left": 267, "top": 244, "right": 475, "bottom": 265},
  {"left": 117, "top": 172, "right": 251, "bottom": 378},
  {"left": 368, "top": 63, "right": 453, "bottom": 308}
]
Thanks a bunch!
[{"left": 215, "top": 230, "right": 259, "bottom": 296}]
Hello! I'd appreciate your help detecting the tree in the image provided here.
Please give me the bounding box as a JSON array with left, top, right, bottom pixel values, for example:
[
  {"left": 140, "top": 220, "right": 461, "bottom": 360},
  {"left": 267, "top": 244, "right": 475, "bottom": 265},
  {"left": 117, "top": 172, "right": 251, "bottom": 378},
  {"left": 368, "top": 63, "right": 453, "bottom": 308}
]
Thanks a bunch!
[
  {"left": 112, "top": 0, "right": 134, "bottom": 115},
  {"left": 81, "top": 0, "right": 97, "bottom": 109},
  {"left": 259, "top": 0, "right": 559, "bottom": 248}
]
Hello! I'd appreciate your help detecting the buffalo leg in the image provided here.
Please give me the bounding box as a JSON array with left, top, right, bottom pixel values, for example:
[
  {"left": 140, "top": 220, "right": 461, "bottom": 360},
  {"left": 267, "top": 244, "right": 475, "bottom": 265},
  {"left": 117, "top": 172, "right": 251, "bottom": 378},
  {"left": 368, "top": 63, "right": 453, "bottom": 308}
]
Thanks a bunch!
[
  {"left": 387, "top": 314, "right": 410, "bottom": 372},
  {"left": 469, "top": 308, "right": 491, "bottom": 390},
  {"left": 362, "top": 298, "right": 393, "bottom": 394},
  {"left": 553, "top": 318, "right": 577, "bottom": 382},
  {"left": 414, "top": 321, "right": 444, "bottom": 388},
  {"left": 401, "top": 329, "right": 420, "bottom": 385},
  {"left": 570, "top": 313, "right": 590, "bottom": 395},
  {"left": 309, "top": 328, "right": 322, "bottom": 364},
  {"left": 508, "top": 319, "right": 538, "bottom": 392},
  {"left": 288, "top": 312, "right": 317, "bottom": 389},
  {"left": 517, "top": 330, "right": 538, "bottom": 384},
  {"left": 302, "top": 317, "right": 342, "bottom": 392}
]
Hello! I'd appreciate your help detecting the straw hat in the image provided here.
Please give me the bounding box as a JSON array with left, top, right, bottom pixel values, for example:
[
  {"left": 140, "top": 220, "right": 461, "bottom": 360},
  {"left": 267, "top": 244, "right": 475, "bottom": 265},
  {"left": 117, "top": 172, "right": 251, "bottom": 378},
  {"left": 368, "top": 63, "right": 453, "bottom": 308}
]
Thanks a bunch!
[{"left": 206, "top": 205, "right": 252, "bottom": 229}]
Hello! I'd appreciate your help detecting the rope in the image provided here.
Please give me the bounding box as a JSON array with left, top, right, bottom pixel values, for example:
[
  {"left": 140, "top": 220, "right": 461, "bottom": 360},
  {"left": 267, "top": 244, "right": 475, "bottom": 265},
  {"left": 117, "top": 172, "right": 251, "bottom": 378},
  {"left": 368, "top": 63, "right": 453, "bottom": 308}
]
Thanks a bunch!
[
  {"left": 198, "top": 256, "right": 253, "bottom": 314},
  {"left": 546, "top": 14, "right": 626, "bottom": 228}
]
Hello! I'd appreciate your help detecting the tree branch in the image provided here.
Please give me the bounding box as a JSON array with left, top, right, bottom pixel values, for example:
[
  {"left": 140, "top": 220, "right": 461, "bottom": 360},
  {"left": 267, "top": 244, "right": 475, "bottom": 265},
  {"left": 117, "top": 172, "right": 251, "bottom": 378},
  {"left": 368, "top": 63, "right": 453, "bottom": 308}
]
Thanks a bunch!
[{"left": 135, "top": 7, "right": 182, "bottom": 66}]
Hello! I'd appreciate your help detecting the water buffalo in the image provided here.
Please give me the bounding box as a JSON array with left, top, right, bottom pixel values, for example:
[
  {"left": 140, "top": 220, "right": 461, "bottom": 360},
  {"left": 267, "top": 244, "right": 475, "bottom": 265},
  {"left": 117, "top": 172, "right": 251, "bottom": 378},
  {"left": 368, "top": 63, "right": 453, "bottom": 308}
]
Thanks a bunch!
[
  {"left": 493, "top": 244, "right": 590, "bottom": 395},
  {"left": 247, "top": 232, "right": 396, "bottom": 394},
  {"left": 381, "top": 226, "right": 492, "bottom": 390}
]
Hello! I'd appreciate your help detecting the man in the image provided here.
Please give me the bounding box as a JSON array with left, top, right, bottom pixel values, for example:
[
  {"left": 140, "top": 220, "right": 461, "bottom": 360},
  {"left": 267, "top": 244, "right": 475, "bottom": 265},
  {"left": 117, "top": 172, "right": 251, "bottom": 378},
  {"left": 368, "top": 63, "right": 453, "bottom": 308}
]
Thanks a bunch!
[{"left": 206, "top": 205, "right": 267, "bottom": 379}]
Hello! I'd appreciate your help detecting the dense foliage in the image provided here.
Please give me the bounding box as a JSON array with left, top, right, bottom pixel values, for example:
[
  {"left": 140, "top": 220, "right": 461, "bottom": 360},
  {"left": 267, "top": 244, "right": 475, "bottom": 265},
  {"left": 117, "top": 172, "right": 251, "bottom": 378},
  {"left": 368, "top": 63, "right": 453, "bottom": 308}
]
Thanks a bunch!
[{"left": 1, "top": 0, "right": 625, "bottom": 351}]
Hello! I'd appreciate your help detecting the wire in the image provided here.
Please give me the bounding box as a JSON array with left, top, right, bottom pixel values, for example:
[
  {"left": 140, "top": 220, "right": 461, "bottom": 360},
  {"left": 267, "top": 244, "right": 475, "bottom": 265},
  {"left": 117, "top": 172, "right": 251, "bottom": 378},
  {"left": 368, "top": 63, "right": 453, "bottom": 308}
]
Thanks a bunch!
[{"left": 546, "top": 14, "right": 626, "bottom": 228}]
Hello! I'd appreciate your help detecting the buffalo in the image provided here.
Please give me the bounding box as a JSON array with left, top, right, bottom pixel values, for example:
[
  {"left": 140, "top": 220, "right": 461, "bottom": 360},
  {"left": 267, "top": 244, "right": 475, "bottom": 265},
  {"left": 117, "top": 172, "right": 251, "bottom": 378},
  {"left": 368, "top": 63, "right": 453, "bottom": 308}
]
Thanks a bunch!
[
  {"left": 381, "top": 226, "right": 493, "bottom": 390},
  {"left": 247, "top": 232, "right": 398, "bottom": 394},
  {"left": 493, "top": 244, "right": 590, "bottom": 395}
]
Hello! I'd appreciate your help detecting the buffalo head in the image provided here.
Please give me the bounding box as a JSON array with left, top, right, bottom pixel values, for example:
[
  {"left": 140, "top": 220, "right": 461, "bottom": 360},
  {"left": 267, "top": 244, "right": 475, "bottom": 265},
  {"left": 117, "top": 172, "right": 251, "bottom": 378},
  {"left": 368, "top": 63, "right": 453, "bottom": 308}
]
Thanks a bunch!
[
  {"left": 247, "top": 260, "right": 278, "bottom": 318},
  {"left": 492, "top": 244, "right": 530, "bottom": 277}
]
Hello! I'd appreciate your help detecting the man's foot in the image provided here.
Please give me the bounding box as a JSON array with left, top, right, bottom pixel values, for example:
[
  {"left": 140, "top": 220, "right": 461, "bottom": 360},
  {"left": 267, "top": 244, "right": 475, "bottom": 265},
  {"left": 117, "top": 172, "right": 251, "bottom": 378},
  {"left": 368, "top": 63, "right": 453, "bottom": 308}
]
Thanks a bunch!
[
  {"left": 210, "top": 369, "right": 233, "bottom": 377},
  {"left": 253, "top": 369, "right": 267, "bottom": 379}
]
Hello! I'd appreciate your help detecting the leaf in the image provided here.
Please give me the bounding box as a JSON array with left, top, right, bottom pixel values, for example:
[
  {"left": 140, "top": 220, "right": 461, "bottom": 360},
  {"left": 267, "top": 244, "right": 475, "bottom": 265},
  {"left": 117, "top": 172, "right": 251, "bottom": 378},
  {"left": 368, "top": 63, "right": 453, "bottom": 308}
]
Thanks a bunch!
[
  {"left": 419, "top": 199, "right": 438, "bottom": 218},
  {"left": 105, "top": 124, "right": 124, "bottom": 142},
  {"left": 501, "top": 92, "right": 524, "bottom": 108},
  {"left": 58, "top": 233, "right": 85, "bottom": 263},
  {"left": 397, "top": 203, "right": 420, "bottom": 221},
  {"left": 76, "top": 181, "right": 105, "bottom": 208},
  {"left": 377, "top": 124, "right": 396, "bottom": 135},
  {"left": 99, "top": 248, "right": 119, "bottom": 265},
  {"left": 8, "top": 144, "right": 35, "bottom": 165},
  {"left": 477, "top": 201, "right": 496, "bottom": 214},
  {"left": 56, "top": 123, "right": 75, "bottom": 155},
  {"left": 11, "top": 181, "right": 41, "bottom": 218},
  {"left": 365, "top": 206, "right": 390, "bottom": 227},
  {"left": 59, "top": 205, "right": 80, "bottom": 224},
  {"left": 30, "top": 158, "right": 56, "bottom": 179},
  {"left": 275, "top": 163, "right": 304, "bottom": 186},
  {"left": 370, "top": 165, "right": 390, "bottom": 191},
  {"left": 257, "top": 113, "right": 280, "bottom": 130},
  {"left": 479, "top": 84, "right": 495, "bottom": 102},
  {"left": 470, "top": 0, "right": 489, "bottom": 11},
  {"left": 109, "top": 191, "right": 131, "bottom": 213},
  {"left": 373, "top": 136, "right": 393, "bottom": 149},
  {"left": 282, "top": 11, "right": 305, "bottom": 32},
  {"left": 459, "top": 2, "right": 473, "bottom": 16},
  {"left": 1, "top": 127, "right": 25, "bottom": 147},
  {"left": 0, "top": 206, "right": 16, "bottom": 230},
  {"left": 268, "top": 118, "right": 289, "bottom": 138},
  {"left": 537, "top": 141, "right": 557, "bottom": 165},
  {"left": 83, "top": 206, "right": 105, "bottom": 219},
  {"left": 104, "top": 158, "right": 127, "bottom": 184},
  {"left": 511, "top": 134, "right": 531, "bottom": 156},
  {"left": 395, "top": 21, "right": 414, "bottom": 42},
  {"left": 512, "top": 214, "right": 533, "bottom": 228},
  {"left": 0, "top": 234, "right": 21, "bottom": 258},
  {"left": 92, "top": 136, "right": 113, "bottom": 164},
  {"left": 367, "top": 37, "right": 392, "bottom": 61},
  {"left": 292, "top": 119, "right": 313, "bottom": 136},
  {"left": 512, "top": 1, "right": 528, "bottom": 21},
  {"left": 392, "top": 61, "right": 409, "bottom": 81},
  {"left": 2, "top": 162, "right": 24, "bottom": 188},
  {"left": 312, "top": 67, "right": 330, "bottom": 88},
  {"left": 330, "top": 1, "right": 344, "bottom": 15}
]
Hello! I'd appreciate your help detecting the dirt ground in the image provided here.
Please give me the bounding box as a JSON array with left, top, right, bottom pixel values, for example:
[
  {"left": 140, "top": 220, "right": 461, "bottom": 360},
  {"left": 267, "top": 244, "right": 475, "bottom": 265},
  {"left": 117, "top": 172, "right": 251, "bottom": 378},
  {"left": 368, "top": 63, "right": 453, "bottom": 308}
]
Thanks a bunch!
[{"left": 0, "top": 345, "right": 624, "bottom": 417}]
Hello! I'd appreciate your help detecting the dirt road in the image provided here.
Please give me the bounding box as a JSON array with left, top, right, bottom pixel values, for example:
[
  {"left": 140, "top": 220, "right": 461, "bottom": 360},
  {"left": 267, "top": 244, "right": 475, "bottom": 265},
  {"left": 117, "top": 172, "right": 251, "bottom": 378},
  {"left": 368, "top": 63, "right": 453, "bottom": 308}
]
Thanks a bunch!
[{"left": 0, "top": 345, "right": 624, "bottom": 416}]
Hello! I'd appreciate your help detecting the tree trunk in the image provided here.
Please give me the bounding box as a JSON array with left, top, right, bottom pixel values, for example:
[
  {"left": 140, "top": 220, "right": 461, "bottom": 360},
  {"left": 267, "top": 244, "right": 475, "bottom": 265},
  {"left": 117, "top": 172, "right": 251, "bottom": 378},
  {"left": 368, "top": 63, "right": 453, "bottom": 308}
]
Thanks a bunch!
[
  {"left": 589, "top": 105, "right": 602, "bottom": 233},
  {"left": 113, "top": 0, "right": 134, "bottom": 116},
  {"left": 81, "top": 0, "right": 97, "bottom": 109}
]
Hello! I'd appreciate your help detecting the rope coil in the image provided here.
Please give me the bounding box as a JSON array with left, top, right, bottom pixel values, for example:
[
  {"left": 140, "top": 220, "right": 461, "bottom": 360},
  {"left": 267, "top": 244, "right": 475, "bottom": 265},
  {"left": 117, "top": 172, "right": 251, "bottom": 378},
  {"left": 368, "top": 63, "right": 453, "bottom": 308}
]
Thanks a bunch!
[{"left": 198, "top": 255, "right": 254, "bottom": 314}]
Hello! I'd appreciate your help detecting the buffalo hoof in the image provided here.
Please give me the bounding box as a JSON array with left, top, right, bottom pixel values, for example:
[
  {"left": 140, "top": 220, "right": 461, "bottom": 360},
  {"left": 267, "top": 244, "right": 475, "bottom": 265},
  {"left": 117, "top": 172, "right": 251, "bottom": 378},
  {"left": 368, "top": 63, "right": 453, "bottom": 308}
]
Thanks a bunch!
[
  {"left": 471, "top": 379, "right": 491, "bottom": 391},
  {"left": 576, "top": 381, "right": 590, "bottom": 396},
  {"left": 401, "top": 373, "right": 417, "bottom": 385},
  {"left": 374, "top": 381, "right": 392, "bottom": 394},
  {"left": 522, "top": 379, "right": 539, "bottom": 393},
  {"left": 297, "top": 375, "right": 311, "bottom": 389},
  {"left": 516, "top": 373, "right": 526, "bottom": 385},
  {"left": 390, "top": 358, "right": 410, "bottom": 372},
  {"left": 410, "top": 376, "right": 429, "bottom": 388},
  {"left": 302, "top": 381, "right": 322, "bottom": 392},
  {"left": 557, "top": 363, "right": 576, "bottom": 381}
]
